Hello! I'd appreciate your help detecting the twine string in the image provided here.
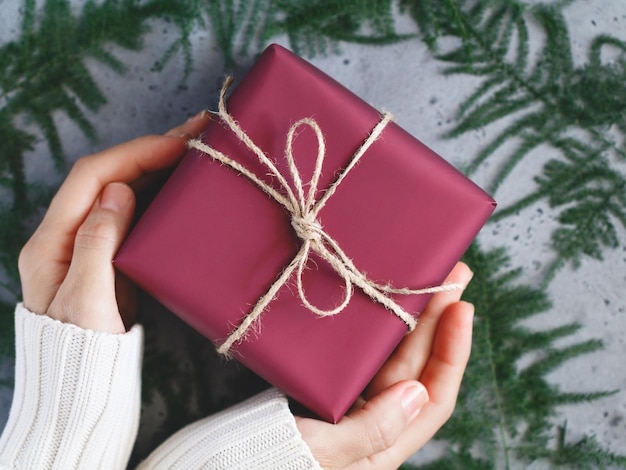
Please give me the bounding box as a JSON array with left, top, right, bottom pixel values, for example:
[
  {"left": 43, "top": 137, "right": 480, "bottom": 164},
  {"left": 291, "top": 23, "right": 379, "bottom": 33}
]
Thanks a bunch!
[{"left": 187, "top": 77, "right": 462, "bottom": 357}]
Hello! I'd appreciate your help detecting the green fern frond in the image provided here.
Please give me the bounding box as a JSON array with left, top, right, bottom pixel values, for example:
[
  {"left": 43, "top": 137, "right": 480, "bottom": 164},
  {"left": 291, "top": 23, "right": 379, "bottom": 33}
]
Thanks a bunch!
[
  {"left": 417, "top": 2, "right": 626, "bottom": 189},
  {"left": 143, "top": 0, "right": 210, "bottom": 78},
  {"left": 180, "top": 0, "right": 414, "bottom": 69},
  {"left": 551, "top": 423, "right": 626, "bottom": 469},
  {"left": 403, "top": 1, "right": 626, "bottom": 285},
  {"left": 399, "top": 0, "right": 475, "bottom": 52},
  {"left": 439, "top": 6, "right": 566, "bottom": 184},
  {"left": 0, "top": 112, "right": 35, "bottom": 205},
  {"left": 263, "top": 0, "right": 410, "bottom": 57},
  {"left": 551, "top": 390, "right": 618, "bottom": 406},
  {"left": 442, "top": 243, "right": 552, "bottom": 458},
  {"left": 535, "top": 144, "right": 626, "bottom": 282},
  {"left": 424, "top": 242, "right": 619, "bottom": 467},
  {"left": 159, "top": 0, "right": 413, "bottom": 71},
  {"left": 0, "top": 0, "right": 200, "bottom": 173},
  {"left": 511, "top": 323, "right": 580, "bottom": 351},
  {"left": 0, "top": 0, "right": 219, "bottom": 356},
  {"left": 0, "top": 182, "right": 55, "bottom": 287},
  {"left": 521, "top": 339, "right": 604, "bottom": 379},
  {"left": 202, "top": 0, "right": 273, "bottom": 68}
]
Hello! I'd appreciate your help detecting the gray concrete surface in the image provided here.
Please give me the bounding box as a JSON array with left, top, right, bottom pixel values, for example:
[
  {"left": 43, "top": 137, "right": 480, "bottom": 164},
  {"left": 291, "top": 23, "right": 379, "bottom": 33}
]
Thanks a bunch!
[{"left": 1, "top": 1, "right": 624, "bottom": 467}]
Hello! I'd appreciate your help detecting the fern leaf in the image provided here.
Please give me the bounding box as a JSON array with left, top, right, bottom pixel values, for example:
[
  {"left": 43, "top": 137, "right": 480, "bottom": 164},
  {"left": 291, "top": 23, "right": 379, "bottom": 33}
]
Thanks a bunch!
[
  {"left": 456, "top": 75, "right": 511, "bottom": 120},
  {"left": 521, "top": 339, "right": 604, "bottom": 379},
  {"left": 552, "top": 390, "right": 617, "bottom": 406},
  {"left": 88, "top": 45, "right": 127, "bottom": 74},
  {"left": 447, "top": 91, "right": 536, "bottom": 138},
  {"left": 426, "top": 242, "right": 618, "bottom": 467},
  {"left": 552, "top": 424, "right": 626, "bottom": 468},
  {"left": 264, "top": 0, "right": 407, "bottom": 57},
  {"left": 202, "top": 0, "right": 272, "bottom": 67},
  {"left": 535, "top": 147, "right": 626, "bottom": 280},
  {"left": 462, "top": 111, "right": 547, "bottom": 175},
  {"left": 0, "top": 111, "right": 35, "bottom": 205},
  {"left": 515, "top": 323, "right": 581, "bottom": 351},
  {"left": 411, "top": 1, "right": 626, "bottom": 284}
]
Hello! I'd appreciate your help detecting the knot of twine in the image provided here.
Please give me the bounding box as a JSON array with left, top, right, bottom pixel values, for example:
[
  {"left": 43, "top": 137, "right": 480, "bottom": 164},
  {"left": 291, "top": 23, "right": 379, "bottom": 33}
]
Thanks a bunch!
[
  {"left": 291, "top": 214, "right": 324, "bottom": 247},
  {"left": 188, "top": 76, "right": 462, "bottom": 357}
]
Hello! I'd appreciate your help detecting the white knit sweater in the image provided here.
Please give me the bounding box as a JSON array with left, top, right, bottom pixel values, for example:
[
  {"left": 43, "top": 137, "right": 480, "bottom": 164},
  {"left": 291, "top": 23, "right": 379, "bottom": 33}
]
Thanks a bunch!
[{"left": 0, "top": 304, "right": 321, "bottom": 469}]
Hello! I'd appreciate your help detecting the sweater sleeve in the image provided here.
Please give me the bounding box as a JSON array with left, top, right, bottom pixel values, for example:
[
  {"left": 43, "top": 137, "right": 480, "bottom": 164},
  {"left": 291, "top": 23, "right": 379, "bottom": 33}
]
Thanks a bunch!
[
  {"left": 136, "top": 388, "right": 322, "bottom": 470},
  {"left": 0, "top": 303, "right": 143, "bottom": 470}
]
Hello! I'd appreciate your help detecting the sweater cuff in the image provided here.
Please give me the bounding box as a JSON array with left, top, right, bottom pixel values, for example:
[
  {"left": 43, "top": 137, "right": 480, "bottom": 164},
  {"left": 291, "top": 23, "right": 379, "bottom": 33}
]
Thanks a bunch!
[
  {"left": 137, "top": 388, "right": 322, "bottom": 469},
  {"left": 0, "top": 303, "right": 143, "bottom": 470}
]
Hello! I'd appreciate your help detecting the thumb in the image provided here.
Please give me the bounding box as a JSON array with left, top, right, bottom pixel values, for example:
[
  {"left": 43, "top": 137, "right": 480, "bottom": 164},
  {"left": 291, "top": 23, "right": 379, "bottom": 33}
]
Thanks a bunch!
[
  {"left": 298, "top": 380, "right": 428, "bottom": 469},
  {"left": 47, "top": 182, "right": 136, "bottom": 333}
]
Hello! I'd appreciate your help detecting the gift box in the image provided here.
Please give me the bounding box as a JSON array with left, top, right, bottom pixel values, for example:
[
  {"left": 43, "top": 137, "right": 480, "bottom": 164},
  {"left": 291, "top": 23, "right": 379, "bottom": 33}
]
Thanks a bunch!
[{"left": 114, "top": 44, "right": 496, "bottom": 423}]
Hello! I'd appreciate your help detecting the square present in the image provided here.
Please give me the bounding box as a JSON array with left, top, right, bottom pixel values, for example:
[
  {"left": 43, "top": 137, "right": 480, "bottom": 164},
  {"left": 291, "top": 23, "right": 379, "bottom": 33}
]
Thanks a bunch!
[{"left": 114, "top": 44, "right": 496, "bottom": 423}]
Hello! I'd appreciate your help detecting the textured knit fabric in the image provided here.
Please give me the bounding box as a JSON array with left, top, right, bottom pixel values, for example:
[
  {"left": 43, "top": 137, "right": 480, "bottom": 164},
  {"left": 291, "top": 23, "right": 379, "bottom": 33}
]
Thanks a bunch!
[
  {"left": 0, "top": 304, "right": 143, "bottom": 469},
  {"left": 137, "top": 388, "right": 321, "bottom": 469},
  {"left": 0, "top": 304, "right": 322, "bottom": 470}
]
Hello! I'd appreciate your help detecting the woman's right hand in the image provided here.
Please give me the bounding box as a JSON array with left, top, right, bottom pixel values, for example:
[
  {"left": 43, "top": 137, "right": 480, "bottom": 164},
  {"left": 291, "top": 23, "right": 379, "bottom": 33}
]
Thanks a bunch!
[
  {"left": 18, "top": 111, "right": 210, "bottom": 333},
  {"left": 298, "top": 262, "right": 474, "bottom": 469}
]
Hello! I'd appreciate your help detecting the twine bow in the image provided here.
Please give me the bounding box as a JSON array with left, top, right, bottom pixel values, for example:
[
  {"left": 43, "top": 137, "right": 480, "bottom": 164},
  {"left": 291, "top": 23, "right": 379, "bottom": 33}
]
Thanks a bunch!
[{"left": 188, "top": 77, "right": 462, "bottom": 357}]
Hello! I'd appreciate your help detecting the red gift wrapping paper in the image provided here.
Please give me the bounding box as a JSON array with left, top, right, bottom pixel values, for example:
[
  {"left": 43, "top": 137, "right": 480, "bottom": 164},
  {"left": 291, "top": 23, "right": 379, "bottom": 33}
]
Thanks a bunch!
[{"left": 114, "top": 44, "right": 496, "bottom": 423}]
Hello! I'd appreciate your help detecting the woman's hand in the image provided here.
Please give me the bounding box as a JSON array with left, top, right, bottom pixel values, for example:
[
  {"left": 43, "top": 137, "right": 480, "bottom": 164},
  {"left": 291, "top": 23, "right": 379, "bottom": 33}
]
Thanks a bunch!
[
  {"left": 297, "top": 262, "right": 474, "bottom": 469},
  {"left": 18, "top": 112, "right": 210, "bottom": 333}
]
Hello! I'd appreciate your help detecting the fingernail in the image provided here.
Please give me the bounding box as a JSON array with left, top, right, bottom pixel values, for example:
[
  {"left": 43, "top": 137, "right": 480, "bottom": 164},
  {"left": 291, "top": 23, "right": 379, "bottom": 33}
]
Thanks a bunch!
[
  {"left": 465, "top": 302, "right": 475, "bottom": 320},
  {"left": 401, "top": 382, "right": 428, "bottom": 422},
  {"left": 100, "top": 183, "right": 131, "bottom": 212},
  {"left": 186, "top": 109, "right": 209, "bottom": 123},
  {"left": 175, "top": 132, "right": 192, "bottom": 140},
  {"left": 164, "top": 111, "right": 209, "bottom": 137}
]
